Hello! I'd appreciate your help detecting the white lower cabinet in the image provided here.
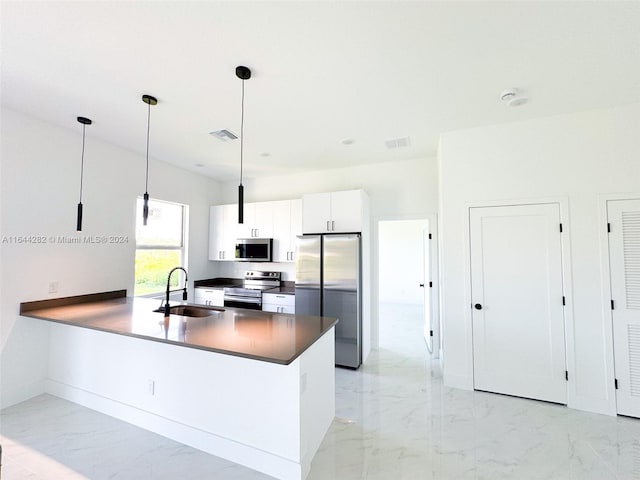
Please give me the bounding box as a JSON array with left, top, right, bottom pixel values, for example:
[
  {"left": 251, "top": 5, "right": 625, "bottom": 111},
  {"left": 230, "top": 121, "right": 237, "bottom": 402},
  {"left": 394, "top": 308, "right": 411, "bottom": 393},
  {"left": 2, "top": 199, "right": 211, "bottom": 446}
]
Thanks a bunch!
[
  {"left": 262, "top": 293, "right": 295, "bottom": 313},
  {"left": 194, "top": 287, "right": 224, "bottom": 307}
]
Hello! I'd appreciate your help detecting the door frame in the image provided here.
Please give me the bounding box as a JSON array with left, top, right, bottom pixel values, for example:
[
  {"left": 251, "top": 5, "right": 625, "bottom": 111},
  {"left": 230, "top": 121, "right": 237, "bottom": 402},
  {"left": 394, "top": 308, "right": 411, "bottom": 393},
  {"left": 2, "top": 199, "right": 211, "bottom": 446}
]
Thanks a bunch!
[
  {"left": 463, "top": 197, "right": 575, "bottom": 406},
  {"left": 373, "top": 214, "right": 440, "bottom": 359},
  {"left": 597, "top": 192, "right": 640, "bottom": 416}
]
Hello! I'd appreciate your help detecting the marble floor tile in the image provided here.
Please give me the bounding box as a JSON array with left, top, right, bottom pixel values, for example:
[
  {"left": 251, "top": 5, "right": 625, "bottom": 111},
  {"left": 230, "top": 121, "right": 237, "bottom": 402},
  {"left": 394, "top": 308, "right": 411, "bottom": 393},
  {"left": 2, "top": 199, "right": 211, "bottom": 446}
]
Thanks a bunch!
[{"left": 1, "top": 301, "right": 639, "bottom": 479}]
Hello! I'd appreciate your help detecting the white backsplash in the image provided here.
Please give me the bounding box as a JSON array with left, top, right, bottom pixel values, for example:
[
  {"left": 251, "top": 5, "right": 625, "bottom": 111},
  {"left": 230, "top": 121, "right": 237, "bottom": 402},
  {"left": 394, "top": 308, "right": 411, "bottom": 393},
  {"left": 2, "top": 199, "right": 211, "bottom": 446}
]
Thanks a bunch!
[{"left": 212, "top": 261, "right": 296, "bottom": 282}]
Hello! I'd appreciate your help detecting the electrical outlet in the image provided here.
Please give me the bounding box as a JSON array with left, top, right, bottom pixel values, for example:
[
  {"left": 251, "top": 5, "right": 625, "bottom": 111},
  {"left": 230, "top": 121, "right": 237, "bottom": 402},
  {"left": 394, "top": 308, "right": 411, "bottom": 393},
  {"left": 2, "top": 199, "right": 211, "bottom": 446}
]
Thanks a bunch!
[
  {"left": 48, "top": 281, "right": 59, "bottom": 294},
  {"left": 148, "top": 379, "right": 155, "bottom": 396}
]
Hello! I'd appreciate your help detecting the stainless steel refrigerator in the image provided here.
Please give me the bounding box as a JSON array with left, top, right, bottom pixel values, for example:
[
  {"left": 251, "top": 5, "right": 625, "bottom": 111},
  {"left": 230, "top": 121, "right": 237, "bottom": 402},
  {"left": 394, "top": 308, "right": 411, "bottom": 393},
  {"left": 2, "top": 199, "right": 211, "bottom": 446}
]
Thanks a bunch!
[{"left": 295, "top": 234, "right": 362, "bottom": 369}]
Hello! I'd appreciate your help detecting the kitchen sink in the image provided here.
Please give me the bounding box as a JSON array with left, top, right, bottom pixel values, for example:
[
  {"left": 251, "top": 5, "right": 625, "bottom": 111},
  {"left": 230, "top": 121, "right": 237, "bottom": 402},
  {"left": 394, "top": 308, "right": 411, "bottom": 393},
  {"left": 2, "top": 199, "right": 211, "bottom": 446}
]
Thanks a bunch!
[{"left": 153, "top": 305, "right": 224, "bottom": 317}]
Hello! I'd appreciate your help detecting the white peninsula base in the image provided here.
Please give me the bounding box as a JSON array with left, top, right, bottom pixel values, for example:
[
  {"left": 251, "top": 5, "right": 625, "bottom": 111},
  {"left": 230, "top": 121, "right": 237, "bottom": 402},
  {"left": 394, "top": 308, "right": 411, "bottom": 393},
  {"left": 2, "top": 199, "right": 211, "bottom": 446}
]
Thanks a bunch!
[{"left": 45, "top": 323, "right": 335, "bottom": 480}]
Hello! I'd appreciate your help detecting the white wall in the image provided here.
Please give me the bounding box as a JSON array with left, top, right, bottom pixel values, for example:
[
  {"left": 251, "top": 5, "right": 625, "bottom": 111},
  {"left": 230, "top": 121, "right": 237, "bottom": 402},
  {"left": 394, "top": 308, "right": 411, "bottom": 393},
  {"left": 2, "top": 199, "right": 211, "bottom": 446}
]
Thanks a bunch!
[
  {"left": 438, "top": 102, "right": 640, "bottom": 415},
  {"left": 378, "top": 219, "right": 428, "bottom": 304},
  {"left": 0, "top": 107, "right": 222, "bottom": 407},
  {"left": 216, "top": 158, "right": 439, "bottom": 349}
]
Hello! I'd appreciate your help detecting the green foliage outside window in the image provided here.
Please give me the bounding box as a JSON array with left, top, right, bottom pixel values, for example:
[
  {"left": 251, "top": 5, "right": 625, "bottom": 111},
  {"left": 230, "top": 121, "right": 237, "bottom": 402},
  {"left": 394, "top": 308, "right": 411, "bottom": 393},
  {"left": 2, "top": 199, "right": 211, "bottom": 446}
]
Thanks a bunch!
[
  {"left": 134, "top": 198, "right": 186, "bottom": 296},
  {"left": 134, "top": 249, "right": 181, "bottom": 296}
]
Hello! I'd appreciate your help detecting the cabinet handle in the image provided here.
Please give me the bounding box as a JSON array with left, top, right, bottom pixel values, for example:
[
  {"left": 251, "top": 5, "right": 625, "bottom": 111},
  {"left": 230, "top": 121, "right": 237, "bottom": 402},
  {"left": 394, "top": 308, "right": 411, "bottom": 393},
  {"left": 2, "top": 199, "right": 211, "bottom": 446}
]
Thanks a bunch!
[
  {"left": 332, "top": 220, "right": 335, "bottom": 231},
  {"left": 255, "top": 228, "right": 259, "bottom": 237},
  {"left": 326, "top": 220, "right": 330, "bottom": 231}
]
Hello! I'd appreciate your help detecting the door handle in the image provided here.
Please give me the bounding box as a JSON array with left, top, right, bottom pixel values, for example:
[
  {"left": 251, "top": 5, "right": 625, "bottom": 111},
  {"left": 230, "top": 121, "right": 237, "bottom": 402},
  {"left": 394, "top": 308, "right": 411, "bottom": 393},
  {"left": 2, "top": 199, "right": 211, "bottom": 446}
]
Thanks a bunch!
[{"left": 474, "top": 303, "right": 483, "bottom": 310}]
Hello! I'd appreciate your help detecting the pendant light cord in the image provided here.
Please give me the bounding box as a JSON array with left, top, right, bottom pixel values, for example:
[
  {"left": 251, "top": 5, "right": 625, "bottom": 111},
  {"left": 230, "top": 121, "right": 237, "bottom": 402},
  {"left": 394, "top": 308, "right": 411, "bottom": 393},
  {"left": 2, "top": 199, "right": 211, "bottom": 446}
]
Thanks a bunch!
[
  {"left": 240, "top": 78, "right": 245, "bottom": 186},
  {"left": 79, "top": 123, "right": 86, "bottom": 203},
  {"left": 145, "top": 101, "right": 151, "bottom": 193}
]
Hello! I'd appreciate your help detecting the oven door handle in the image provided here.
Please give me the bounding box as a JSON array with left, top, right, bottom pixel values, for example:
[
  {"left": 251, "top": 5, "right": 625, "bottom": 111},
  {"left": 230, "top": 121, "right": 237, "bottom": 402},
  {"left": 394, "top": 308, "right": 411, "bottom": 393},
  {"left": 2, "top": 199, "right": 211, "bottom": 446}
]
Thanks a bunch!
[{"left": 223, "top": 296, "right": 262, "bottom": 304}]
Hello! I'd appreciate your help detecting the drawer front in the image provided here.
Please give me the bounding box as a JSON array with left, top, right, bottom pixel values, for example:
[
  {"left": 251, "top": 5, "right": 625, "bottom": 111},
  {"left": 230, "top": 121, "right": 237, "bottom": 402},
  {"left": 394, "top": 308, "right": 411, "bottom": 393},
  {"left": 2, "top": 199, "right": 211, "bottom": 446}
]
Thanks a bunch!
[
  {"left": 262, "top": 293, "right": 295, "bottom": 307},
  {"left": 194, "top": 288, "right": 224, "bottom": 307},
  {"left": 262, "top": 303, "right": 295, "bottom": 314}
]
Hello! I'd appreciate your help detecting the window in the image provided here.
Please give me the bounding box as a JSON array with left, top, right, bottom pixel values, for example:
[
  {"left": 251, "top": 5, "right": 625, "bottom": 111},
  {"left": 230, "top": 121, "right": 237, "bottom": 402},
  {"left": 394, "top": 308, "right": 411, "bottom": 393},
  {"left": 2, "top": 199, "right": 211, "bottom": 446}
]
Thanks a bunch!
[{"left": 134, "top": 198, "right": 188, "bottom": 296}]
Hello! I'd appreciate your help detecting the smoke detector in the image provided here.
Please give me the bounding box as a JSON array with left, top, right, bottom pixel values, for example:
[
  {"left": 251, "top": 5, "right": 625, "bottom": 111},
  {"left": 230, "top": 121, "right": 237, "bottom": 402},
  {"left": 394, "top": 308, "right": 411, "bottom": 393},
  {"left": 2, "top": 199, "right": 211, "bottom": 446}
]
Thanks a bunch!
[{"left": 500, "top": 88, "right": 528, "bottom": 107}]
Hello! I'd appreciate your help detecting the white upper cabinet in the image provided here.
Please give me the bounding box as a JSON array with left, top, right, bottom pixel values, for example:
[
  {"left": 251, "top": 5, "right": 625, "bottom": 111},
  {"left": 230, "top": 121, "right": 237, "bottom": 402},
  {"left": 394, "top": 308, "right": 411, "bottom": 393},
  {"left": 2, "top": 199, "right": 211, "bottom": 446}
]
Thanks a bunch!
[
  {"left": 236, "top": 202, "right": 274, "bottom": 238},
  {"left": 272, "top": 199, "right": 302, "bottom": 262},
  {"left": 208, "top": 204, "right": 237, "bottom": 261},
  {"left": 302, "top": 190, "right": 366, "bottom": 233}
]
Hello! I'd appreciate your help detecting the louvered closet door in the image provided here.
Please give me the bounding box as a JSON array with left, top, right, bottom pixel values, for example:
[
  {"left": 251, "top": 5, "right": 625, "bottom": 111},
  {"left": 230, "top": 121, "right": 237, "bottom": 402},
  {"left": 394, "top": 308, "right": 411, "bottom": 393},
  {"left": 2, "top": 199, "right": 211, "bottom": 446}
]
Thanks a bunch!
[{"left": 608, "top": 199, "right": 640, "bottom": 418}]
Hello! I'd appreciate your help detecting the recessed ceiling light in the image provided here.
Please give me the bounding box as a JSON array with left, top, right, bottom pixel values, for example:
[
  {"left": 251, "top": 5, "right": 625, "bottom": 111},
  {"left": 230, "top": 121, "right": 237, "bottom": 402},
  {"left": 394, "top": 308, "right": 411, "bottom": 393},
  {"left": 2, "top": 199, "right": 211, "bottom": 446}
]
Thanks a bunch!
[{"left": 341, "top": 138, "right": 355, "bottom": 145}]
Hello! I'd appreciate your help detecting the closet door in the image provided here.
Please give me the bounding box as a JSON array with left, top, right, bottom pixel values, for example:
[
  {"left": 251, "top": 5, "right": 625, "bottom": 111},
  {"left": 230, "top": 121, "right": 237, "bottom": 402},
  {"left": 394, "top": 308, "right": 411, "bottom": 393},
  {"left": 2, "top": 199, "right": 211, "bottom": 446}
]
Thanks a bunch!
[
  {"left": 608, "top": 199, "right": 640, "bottom": 418},
  {"left": 470, "top": 203, "right": 567, "bottom": 404}
]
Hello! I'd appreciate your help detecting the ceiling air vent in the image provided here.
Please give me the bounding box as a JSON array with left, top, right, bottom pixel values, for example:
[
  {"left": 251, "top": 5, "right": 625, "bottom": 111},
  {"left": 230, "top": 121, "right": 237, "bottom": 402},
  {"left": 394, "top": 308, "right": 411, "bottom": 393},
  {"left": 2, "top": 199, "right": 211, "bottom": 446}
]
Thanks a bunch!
[
  {"left": 209, "top": 129, "right": 238, "bottom": 141},
  {"left": 385, "top": 136, "right": 411, "bottom": 149}
]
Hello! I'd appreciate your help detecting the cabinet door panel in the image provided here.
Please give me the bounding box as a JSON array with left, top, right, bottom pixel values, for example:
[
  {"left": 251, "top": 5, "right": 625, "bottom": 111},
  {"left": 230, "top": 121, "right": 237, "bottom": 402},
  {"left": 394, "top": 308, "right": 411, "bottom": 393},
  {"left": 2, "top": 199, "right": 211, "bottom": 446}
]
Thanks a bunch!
[
  {"left": 289, "top": 199, "right": 302, "bottom": 262},
  {"left": 330, "top": 190, "right": 362, "bottom": 233},
  {"left": 272, "top": 200, "right": 291, "bottom": 262},
  {"left": 209, "top": 206, "right": 224, "bottom": 260},
  {"left": 254, "top": 202, "right": 273, "bottom": 238},
  {"left": 222, "top": 204, "right": 238, "bottom": 261},
  {"left": 303, "top": 193, "right": 331, "bottom": 233},
  {"left": 235, "top": 203, "right": 255, "bottom": 238}
]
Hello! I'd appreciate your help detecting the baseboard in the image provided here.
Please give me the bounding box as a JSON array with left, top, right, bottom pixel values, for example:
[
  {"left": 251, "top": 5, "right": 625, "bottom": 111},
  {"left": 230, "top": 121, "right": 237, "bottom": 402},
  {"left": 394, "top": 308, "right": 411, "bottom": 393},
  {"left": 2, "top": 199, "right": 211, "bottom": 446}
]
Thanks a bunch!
[
  {"left": 45, "top": 379, "right": 303, "bottom": 480},
  {"left": 443, "top": 371, "right": 473, "bottom": 390},
  {"left": 0, "top": 378, "right": 46, "bottom": 409}
]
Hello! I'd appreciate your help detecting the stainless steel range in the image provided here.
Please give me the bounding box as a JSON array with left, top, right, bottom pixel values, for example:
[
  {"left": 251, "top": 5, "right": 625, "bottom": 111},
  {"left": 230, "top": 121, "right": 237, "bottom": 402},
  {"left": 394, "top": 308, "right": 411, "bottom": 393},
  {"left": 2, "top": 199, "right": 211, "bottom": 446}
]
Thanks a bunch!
[{"left": 223, "top": 271, "right": 282, "bottom": 310}]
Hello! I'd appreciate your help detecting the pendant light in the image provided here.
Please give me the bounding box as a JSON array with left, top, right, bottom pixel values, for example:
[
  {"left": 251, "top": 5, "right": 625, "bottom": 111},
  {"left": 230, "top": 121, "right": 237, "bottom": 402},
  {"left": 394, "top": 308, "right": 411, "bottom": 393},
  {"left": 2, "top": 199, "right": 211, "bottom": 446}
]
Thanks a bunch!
[
  {"left": 76, "top": 116, "right": 92, "bottom": 231},
  {"left": 141, "top": 94, "right": 158, "bottom": 226},
  {"left": 236, "top": 66, "right": 251, "bottom": 224}
]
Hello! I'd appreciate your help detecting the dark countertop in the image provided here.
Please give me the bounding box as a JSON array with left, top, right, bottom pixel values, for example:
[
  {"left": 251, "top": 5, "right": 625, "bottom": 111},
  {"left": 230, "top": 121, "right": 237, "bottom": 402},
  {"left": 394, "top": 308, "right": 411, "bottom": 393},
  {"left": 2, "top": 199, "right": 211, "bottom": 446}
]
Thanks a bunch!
[
  {"left": 20, "top": 291, "right": 336, "bottom": 365},
  {"left": 264, "top": 285, "right": 296, "bottom": 295}
]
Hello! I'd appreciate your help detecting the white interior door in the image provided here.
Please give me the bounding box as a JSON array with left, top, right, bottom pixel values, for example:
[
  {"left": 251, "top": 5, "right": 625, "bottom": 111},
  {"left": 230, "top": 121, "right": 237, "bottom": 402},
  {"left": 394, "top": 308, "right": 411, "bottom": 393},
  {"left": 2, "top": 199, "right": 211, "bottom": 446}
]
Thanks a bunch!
[
  {"left": 607, "top": 199, "right": 640, "bottom": 418},
  {"left": 470, "top": 203, "right": 567, "bottom": 404},
  {"left": 423, "top": 229, "right": 432, "bottom": 352}
]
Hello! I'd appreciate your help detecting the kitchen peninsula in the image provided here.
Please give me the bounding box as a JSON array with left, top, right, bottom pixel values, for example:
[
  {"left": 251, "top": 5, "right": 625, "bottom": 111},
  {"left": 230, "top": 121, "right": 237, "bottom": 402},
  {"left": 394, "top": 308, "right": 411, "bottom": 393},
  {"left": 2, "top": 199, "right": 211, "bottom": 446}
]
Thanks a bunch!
[{"left": 20, "top": 290, "right": 338, "bottom": 480}]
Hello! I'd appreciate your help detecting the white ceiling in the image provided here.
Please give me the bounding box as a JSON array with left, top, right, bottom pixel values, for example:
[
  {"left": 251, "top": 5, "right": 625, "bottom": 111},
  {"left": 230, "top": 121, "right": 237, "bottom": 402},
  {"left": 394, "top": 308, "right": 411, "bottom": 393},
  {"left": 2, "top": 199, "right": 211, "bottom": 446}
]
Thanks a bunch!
[{"left": 2, "top": 1, "right": 640, "bottom": 182}]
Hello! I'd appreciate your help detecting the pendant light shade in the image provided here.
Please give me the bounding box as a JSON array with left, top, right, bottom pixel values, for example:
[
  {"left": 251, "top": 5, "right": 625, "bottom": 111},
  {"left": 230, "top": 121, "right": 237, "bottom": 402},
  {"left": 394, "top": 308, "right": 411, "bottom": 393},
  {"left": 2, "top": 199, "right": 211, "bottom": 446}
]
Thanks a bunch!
[
  {"left": 76, "top": 116, "right": 92, "bottom": 231},
  {"left": 141, "top": 94, "right": 158, "bottom": 226},
  {"left": 236, "top": 65, "right": 251, "bottom": 224}
]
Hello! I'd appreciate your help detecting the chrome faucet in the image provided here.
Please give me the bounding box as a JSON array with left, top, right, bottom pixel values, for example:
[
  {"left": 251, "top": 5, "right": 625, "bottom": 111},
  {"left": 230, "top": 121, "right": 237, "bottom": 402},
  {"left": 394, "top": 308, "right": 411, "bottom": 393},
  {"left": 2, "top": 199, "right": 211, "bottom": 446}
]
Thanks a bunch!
[{"left": 164, "top": 267, "right": 188, "bottom": 317}]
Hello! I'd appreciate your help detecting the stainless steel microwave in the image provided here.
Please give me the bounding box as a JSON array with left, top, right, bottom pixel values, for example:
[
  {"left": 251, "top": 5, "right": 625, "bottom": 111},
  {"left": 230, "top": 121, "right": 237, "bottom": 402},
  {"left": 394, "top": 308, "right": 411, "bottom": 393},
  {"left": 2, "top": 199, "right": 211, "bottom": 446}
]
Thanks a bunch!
[{"left": 235, "top": 238, "right": 273, "bottom": 262}]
